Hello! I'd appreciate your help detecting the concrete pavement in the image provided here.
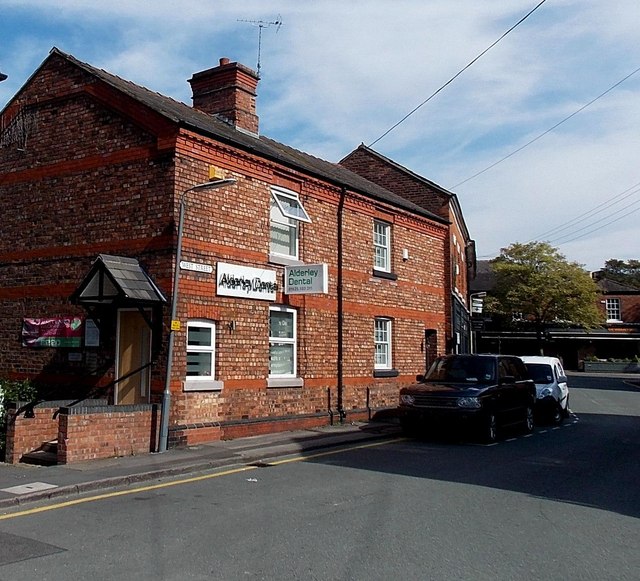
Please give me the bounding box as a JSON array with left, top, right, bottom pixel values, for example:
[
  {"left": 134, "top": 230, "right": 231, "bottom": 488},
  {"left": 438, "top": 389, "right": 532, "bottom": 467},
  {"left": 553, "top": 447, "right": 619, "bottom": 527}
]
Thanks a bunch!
[{"left": 0, "top": 420, "right": 402, "bottom": 509}]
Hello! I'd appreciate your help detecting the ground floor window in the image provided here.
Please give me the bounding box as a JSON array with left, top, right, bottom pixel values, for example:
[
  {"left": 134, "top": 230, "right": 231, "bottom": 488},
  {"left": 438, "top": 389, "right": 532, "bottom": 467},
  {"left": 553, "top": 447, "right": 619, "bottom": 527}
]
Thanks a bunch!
[
  {"left": 374, "top": 317, "right": 392, "bottom": 370},
  {"left": 186, "top": 320, "right": 216, "bottom": 379},
  {"left": 269, "top": 306, "right": 297, "bottom": 377}
]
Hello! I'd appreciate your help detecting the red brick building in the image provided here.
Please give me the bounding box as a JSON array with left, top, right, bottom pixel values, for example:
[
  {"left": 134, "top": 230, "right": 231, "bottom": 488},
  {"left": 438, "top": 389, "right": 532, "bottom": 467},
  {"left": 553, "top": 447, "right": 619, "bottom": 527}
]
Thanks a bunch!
[
  {"left": 340, "top": 145, "right": 476, "bottom": 354},
  {"left": 1, "top": 48, "right": 454, "bottom": 461}
]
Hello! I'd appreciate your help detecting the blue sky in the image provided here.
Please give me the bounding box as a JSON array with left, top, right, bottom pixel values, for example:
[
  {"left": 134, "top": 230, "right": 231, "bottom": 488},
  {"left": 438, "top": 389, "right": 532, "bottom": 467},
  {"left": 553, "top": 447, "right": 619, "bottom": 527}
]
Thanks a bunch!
[{"left": 2, "top": 0, "right": 639, "bottom": 271}]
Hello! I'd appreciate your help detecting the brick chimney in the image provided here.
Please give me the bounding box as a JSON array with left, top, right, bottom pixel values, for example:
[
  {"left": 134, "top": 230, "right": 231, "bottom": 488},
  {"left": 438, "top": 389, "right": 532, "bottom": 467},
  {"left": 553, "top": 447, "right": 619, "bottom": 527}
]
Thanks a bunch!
[{"left": 188, "top": 57, "right": 260, "bottom": 134}]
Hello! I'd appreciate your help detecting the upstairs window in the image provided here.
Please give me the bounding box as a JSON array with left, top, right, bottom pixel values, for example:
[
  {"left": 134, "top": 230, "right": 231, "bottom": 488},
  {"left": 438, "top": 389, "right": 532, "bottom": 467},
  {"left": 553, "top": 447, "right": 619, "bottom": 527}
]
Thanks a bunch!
[
  {"left": 373, "top": 220, "right": 391, "bottom": 273},
  {"left": 606, "top": 298, "right": 621, "bottom": 322},
  {"left": 270, "top": 187, "right": 311, "bottom": 262}
]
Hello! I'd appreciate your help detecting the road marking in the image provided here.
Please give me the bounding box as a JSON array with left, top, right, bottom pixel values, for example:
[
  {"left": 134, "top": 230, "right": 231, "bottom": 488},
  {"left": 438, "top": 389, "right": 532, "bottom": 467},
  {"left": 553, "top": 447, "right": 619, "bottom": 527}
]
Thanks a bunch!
[
  {"left": 0, "top": 438, "right": 403, "bottom": 521},
  {"left": 1, "top": 482, "right": 58, "bottom": 495}
]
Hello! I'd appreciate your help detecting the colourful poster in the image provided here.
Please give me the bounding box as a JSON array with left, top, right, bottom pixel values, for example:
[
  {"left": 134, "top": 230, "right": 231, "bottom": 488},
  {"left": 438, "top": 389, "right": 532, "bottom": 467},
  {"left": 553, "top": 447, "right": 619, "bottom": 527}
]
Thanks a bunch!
[{"left": 22, "top": 317, "right": 84, "bottom": 348}]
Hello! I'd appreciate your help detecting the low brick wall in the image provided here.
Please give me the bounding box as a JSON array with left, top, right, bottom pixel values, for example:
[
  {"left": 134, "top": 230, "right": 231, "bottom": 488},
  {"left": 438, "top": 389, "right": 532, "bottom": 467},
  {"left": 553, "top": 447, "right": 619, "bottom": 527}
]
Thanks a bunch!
[
  {"left": 4, "top": 400, "right": 107, "bottom": 464},
  {"left": 57, "top": 404, "right": 160, "bottom": 464}
]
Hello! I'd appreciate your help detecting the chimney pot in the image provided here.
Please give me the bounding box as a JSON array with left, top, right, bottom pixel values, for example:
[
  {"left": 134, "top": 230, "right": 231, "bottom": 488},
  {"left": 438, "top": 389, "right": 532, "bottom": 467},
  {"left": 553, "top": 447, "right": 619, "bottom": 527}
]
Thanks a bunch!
[{"left": 219, "top": 57, "right": 230, "bottom": 66}]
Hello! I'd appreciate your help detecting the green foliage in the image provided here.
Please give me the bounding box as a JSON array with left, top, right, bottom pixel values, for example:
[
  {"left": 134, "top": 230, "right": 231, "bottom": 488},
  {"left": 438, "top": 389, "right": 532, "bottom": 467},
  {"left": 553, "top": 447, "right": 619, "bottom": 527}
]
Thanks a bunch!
[
  {"left": 489, "top": 242, "right": 603, "bottom": 332},
  {"left": 601, "top": 259, "right": 640, "bottom": 289},
  {"left": 0, "top": 379, "right": 38, "bottom": 459},
  {"left": 0, "top": 379, "right": 38, "bottom": 407}
]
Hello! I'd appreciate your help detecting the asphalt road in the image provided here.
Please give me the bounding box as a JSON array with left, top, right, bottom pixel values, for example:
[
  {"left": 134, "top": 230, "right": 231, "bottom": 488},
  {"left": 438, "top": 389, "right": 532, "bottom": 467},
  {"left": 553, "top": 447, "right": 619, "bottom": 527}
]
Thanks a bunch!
[{"left": 0, "top": 374, "right": 638, "bottom": 581}]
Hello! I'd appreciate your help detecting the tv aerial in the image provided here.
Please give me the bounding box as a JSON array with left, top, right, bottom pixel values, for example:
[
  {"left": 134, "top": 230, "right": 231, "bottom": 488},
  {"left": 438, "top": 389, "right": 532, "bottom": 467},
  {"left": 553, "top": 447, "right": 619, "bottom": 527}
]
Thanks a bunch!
[{"left": 238, "top": 15, "right": 283, "bottom": 78}]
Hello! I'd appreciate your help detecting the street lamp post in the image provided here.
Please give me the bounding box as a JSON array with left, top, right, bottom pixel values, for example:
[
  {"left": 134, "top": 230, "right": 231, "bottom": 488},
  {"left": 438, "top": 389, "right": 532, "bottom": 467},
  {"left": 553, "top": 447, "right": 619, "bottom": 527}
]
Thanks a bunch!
[{"left": 158, "top": 177, "right": 237, "bottom": 453}]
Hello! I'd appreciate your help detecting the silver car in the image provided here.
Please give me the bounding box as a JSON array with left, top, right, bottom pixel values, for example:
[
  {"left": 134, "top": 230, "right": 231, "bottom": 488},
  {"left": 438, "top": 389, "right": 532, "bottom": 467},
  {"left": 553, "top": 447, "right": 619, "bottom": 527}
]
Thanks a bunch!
[{"left": 520, "top": 356, "right": 570, "bottom": 424}]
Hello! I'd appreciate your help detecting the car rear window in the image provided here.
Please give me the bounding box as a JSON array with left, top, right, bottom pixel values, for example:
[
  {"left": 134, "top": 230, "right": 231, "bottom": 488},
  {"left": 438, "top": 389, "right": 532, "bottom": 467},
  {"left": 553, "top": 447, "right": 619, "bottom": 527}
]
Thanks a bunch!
[{"left": 525, "top": 363, "right": 553, "bottom": 384}]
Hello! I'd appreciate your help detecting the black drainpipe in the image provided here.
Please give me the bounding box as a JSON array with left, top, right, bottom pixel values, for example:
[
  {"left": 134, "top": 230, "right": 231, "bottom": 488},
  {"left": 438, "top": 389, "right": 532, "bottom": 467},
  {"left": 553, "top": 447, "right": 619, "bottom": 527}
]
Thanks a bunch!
[{"left": 337, "top": 187, "right": 347, "bottom": 423}]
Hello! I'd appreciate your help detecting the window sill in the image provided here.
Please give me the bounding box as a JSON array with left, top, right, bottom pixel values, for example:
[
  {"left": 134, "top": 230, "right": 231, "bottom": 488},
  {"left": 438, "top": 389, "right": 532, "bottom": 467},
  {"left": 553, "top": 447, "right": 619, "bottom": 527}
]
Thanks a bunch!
[
  {"left": 267, "top": 377, "right": 304, "bottom": 388},
  {"left": 183, "top": 379, "right": 224, "bottom": 392},
  {"left": 373, "top": 369, "right": 399, "bottom": 378},
  {"left": 372, "top": 269, "right": 398, "bottom": 281},
  {"left": 269, "top": 254, "right": 304, "bottom": 267}
]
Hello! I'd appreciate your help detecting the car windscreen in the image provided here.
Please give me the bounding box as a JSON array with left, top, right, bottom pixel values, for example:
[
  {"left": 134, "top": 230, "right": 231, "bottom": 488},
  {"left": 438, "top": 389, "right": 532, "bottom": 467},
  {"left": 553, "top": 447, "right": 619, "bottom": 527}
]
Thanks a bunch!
[
  {"left": 524, "top": 363, "right": 554, "bottom": 384},
  {"left": 425, "top": 356, "right": 496, "bottom": 384}
]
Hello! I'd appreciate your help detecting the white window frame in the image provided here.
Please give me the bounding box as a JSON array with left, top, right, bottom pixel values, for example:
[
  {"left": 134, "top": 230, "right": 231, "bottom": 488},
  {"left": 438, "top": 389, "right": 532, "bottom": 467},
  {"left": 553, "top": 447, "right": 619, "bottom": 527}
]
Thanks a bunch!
[
  {"left": 268, "top": 306, "right": 302, "bottom": 388},
  {"left": 606, "top": 298, "right": 622, "bottom": 322},
  {"left": 373, "top": 220, "right": 391, "bottom": 273},
  {"left": 270, "top": 187, "right": 311, "bottom": 263},
  {"left": 374, "top": 318, "right": 392, "bottom": 370},
  {"left": 184, "top": 320, "right": 223, "bottom": 392}
]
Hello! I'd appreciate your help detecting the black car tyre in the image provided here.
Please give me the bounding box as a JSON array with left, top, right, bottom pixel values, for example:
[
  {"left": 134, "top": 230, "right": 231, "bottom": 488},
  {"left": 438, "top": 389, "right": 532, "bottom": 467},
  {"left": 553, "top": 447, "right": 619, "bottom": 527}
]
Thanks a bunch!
[
  {"left": 480, "top": 412, "right": 498, "bottom": 444},
  {"left": 524, "top": 404, "right": 535, "bottom": 433},
  {"left": 562, "top": 396, "right": 571, "bottom": 418},
  {"left": 550, "top": 403, "right": 564, "bottom": 425}
]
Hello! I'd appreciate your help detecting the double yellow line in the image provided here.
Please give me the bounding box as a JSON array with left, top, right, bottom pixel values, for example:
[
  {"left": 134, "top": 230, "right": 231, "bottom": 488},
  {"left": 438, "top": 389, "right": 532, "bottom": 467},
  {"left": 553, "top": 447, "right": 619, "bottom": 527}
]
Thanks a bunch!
[{"left": 0, "top": 438, "right": 403, "bottom": 521}]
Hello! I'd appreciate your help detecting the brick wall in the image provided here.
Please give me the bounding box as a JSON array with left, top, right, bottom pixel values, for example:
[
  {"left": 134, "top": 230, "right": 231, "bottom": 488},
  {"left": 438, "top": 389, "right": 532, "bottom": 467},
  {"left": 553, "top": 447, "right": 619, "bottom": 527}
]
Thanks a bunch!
[
  {"left": 4, "top": 399, "right": 107, "bottom": 463},
  {"left": 57, "top": 404, "right": 159, "bottom": 463}
]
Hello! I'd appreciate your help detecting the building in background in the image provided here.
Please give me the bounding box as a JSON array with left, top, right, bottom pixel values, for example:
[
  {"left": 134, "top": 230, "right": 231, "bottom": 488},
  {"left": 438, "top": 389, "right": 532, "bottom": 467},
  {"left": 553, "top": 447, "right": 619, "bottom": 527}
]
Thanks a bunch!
[
  {"left": 340, "top": 145, "right": 476, "bottom": 355},
  {"left": 470, "top": 262, "right": 640, "bottom": 368}
]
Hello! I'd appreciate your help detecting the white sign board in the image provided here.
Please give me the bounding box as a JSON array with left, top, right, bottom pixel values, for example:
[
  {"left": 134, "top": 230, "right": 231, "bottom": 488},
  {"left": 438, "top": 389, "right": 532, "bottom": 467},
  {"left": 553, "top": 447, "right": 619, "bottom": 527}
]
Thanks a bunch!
[
  {"left": 217, "top": 262, "right": 277, "bottom": 301},
  {"left": 285, "top": 264, "right": 329, "bottom": 294},
  {"left": 180, "top": 260, "right": 213, "bottom": 274}
]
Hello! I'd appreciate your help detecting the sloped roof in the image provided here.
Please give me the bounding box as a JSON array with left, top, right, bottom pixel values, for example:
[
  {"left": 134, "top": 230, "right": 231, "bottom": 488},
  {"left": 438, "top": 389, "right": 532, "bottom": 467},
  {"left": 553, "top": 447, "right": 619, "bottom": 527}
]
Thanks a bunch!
[
  {"left": 71, "top": 254, "right": 167, "bottom": 306},
  {"left": 470, "top": 260, "right": 496, "bottom": 292},
  {"left": 596, "top": 277, "right": 640, "bottom": 294},
  {"left": 49, "top": 48, "right": 446, "bottom": 226}
]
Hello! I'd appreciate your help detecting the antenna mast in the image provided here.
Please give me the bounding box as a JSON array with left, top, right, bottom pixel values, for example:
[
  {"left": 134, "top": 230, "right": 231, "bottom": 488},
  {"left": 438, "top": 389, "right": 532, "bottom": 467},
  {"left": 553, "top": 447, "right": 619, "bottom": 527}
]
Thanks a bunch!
[{"left": 238, "top": 16, "right": 282, "bottom": 78}]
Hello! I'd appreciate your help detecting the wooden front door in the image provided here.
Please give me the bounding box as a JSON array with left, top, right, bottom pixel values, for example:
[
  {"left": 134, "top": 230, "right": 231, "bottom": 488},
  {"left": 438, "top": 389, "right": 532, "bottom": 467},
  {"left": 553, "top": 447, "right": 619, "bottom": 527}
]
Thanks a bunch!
[{"left": 116, "top": 309, "right": 151, "bottom": 405}]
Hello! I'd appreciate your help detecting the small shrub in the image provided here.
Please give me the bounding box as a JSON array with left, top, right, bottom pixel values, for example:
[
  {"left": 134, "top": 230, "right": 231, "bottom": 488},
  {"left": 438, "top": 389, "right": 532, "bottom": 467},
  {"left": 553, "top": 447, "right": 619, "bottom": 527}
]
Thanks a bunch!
[{"left": 0, "top": 379, "right": 38, "bottom": 461}]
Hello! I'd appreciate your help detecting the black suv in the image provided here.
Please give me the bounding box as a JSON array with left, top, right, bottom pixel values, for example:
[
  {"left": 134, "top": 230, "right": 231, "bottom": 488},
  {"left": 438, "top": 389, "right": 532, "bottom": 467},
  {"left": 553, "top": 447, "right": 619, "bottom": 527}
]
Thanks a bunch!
[{"left": 398, "top": 354, "right": 536, "bottom": 443}]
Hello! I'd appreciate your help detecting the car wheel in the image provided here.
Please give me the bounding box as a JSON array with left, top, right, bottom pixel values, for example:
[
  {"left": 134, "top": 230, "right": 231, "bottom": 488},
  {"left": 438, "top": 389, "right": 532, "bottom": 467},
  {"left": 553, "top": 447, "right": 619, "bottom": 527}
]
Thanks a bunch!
[
  {"left": 524, "top": 405, "right": 535, "bottom": 433},
  {"left": 562, "top": 396, "right": 571, "bottom": 418},
  {"left": 550, "top": 403, "right": 564, "bottom": 425},
  {"left": 480, "top": 412, "right": 498, "bottom": 444}
]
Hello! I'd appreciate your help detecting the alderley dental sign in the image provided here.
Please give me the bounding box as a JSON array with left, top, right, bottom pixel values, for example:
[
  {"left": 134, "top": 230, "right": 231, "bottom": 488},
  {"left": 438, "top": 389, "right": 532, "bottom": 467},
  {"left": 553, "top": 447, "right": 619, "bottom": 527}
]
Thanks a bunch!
[
  {"left": 217, "top": 262, "right": 277, "bottom": 301},
  {"left": 285, "top": 264, "right": 329, "bottom": 295}
]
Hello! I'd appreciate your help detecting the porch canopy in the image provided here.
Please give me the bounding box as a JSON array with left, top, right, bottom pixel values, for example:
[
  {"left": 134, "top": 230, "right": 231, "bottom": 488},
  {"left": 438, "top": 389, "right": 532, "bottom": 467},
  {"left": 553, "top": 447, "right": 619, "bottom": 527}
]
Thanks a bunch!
[{"left": 71, "top": 254, "right": 166, "bottom": 307}]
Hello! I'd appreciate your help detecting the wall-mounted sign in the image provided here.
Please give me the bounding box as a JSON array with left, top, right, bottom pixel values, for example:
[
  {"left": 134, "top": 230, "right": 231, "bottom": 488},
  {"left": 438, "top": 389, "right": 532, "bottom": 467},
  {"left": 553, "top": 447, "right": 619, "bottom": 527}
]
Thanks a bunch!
[
  {"left": 22, "top": 317, "right": 83, "bottom": 348},
  {"left": 285, "top": 264, "right": 329, "bottom": 295},
  {"left": 180, "top": 260, "right": 213, "bottom": 274},
  {"left": 217, "top": 262, "right": 277, "bottom": 301}
]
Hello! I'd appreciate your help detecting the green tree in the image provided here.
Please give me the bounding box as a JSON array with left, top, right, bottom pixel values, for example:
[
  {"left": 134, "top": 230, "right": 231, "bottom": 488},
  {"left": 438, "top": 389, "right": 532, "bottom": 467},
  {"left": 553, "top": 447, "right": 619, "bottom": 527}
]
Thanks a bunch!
[
  {"left": 600, "top": 259, "right": 640, "bottom": 288},
  {"left": 488, "top": 242, "right": 602, "bottom": 353}
]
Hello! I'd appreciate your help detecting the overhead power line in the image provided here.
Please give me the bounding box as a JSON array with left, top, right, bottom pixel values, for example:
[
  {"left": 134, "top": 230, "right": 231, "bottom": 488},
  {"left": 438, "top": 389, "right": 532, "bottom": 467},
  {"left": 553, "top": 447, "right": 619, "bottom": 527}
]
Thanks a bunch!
[
  {"left": 529, "top": 180, "right": 640, "bottom": 241},
  {"left": 368, "top": 0, "right": 548, "bottom": 147},
  {"left": 452, "top": 65, "right": 640, "bottom": 189}
]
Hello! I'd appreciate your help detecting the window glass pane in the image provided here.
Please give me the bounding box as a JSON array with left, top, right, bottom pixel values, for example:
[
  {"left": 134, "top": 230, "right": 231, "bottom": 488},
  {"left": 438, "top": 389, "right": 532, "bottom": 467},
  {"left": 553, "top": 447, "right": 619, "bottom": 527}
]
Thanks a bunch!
[
  {"left": 272, "top": 190, "right": 311, "bottom": 223},
  {"left": 188, "top": 325, "right": 212, "bottom": 347},
  {"left": 270, "top": 311, "right": 294, "bottom": 338},
  {"left": 187, "top": 352, "right": 212, "bottom": 377},
  {"left": 270, "top": 221, "right": 297, "bottom": 256},
  {"left": 270, "top": 344, "right": 294, "bottom": 375},
  {"left": 375, "top": 343, "right": 389, "bottom": 367},
  {"left": 373, "top": 221, "right": 390, "bottom": 271}
]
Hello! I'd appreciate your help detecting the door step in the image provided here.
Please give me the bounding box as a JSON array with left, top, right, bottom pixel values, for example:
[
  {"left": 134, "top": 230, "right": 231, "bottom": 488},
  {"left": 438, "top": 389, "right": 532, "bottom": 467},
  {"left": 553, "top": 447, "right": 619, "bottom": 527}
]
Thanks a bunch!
[{"left": 20, "top": 440, "right": 58, "bottom": 466}]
